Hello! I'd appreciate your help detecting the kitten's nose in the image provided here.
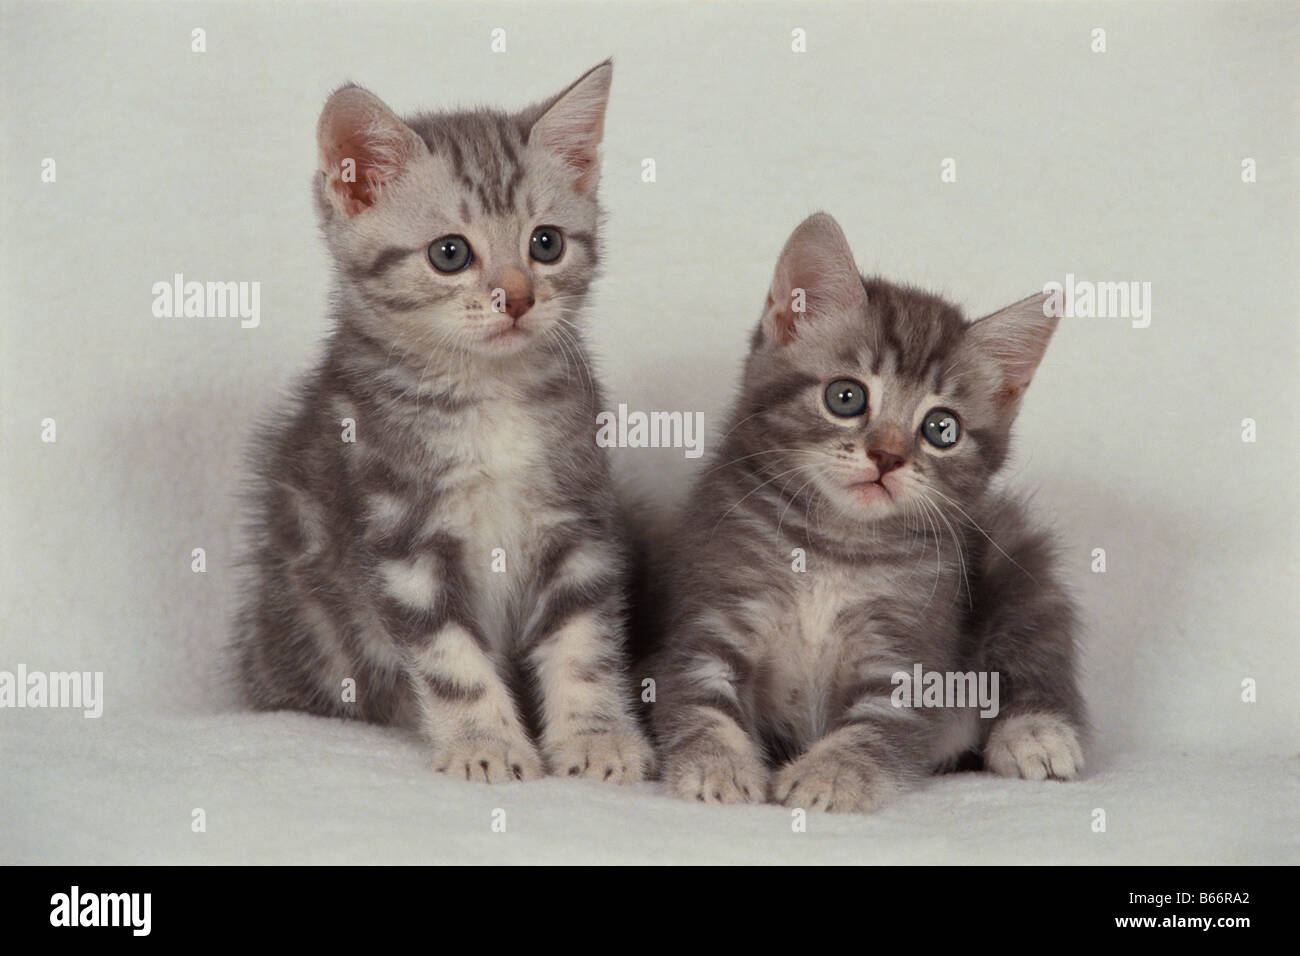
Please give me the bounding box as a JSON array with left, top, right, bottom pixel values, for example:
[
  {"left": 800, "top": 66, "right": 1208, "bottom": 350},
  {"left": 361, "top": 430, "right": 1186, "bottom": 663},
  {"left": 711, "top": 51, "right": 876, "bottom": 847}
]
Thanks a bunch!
[
  {"left": 504, "top": 295, "right": 535, "bottom": 320},
  {"left": 867, "top": 424, "right": 907, "bottom": 476},
  {"left": 494, "top": 268, "right": 534, "bottom": 320},
  {"left": 868, "top": 447, "right": 905, "bottom": 475}
]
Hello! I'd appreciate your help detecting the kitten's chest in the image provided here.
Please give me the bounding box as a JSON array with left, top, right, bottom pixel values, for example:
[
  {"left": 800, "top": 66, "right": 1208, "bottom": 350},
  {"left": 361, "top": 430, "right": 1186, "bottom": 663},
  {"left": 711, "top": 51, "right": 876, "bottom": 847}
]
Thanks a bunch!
[
  {"left": 433, "top": 401, "right": 562, "bottom": 589},
  {"left": 435, "top": 402, "right": 549, "bottom": 525},
  {"left": 757, "top": 563, "right": 905, "bottom": 745},
  {"left": 758, "top": 565, "right": 863, "bottom": 734}
]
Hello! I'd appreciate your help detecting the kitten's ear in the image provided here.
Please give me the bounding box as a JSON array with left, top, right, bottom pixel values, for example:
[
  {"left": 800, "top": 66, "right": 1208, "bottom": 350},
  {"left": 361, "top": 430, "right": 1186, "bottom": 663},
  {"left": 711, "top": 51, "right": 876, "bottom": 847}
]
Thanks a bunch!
[
  {"left": 762, "top": 212, "right": 866, "bottom": 346},
  {"left": 966, "top": 292, "right": 1059, "bottom": 413},
  {"left": 317, "top": 85, "right": 424, "bottom": 217},
  {"left": 527, "top": 60, "right": 613, "bottom": 195}
]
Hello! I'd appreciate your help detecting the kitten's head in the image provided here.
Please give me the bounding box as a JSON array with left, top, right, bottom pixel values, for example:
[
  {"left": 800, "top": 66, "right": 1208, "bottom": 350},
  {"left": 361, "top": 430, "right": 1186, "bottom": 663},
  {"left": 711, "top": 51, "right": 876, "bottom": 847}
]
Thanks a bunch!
[
  {"left": 314, "top": 62, "right": 612, "bottom": 360},
  {"left": 739, "top": 212, "right": 1059, "bottom": 529}
]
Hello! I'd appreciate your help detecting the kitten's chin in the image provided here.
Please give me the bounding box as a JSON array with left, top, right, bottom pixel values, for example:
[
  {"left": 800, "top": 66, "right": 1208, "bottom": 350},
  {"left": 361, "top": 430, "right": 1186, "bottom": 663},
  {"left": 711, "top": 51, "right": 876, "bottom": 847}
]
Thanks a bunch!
[
  {"left": 845, "top": 480, "right": 891, "bottom": 504},
  {"left": 470, "top": 319, "right": 538, "bottom": 356},
  {"left": 830, "top": 480, "right": 901, "bottom": 522}
]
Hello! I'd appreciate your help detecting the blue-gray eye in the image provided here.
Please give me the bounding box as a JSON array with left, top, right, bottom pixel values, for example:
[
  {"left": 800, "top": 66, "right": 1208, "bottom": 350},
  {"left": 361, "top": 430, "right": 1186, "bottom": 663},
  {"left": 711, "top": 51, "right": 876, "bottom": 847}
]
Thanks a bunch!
[
  {"left": 429, "top": 235, "right": 472, "bottom": 273},
  {"left": 921, "top": 409, "right": 961, "bottom": 448},
  {"left": 529, "top": 226, "right": 564, "bottom": 263},
  {"left": 825, "top": 379, "right": 868, "bottom": 417}
]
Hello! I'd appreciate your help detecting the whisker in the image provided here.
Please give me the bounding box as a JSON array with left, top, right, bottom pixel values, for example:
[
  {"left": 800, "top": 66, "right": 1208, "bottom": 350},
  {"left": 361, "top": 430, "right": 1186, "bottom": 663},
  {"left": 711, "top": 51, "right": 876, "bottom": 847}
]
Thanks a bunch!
[
  {"left": 928, "top": 487, "right": 1037, "bottom": 585},
  {"left": 920, "top": 490, "right": 972, "bottom": 609},
  {"left": 708, "top": 464, "right": 811, "bottom": 542},
  {"left": 776, "top": 472, "right": 820, "bottom": 540},
  {"left": 703, "top": 448, "right": 833, "bottom": 477}
]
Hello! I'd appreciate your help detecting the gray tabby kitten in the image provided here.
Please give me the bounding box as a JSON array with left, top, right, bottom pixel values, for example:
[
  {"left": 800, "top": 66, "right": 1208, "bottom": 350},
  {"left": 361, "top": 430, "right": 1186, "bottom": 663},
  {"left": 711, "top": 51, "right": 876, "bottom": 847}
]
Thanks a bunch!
[
  {"left": 234, "top": 62, "right": 652, "bottom": 785},
  {"left": 651, "top": 213, "right": 1085, "bottom": 812}
]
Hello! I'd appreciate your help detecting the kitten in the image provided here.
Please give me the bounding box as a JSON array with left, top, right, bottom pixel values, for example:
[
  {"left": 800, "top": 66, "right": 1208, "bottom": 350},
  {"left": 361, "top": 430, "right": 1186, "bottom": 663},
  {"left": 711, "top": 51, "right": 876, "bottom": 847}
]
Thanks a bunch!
[
  {"left": 650, "top": 213, "right": 1086, "bottom": 812},
  {"left": 234, "top": 62, "right": 652, "bottom": 785}
]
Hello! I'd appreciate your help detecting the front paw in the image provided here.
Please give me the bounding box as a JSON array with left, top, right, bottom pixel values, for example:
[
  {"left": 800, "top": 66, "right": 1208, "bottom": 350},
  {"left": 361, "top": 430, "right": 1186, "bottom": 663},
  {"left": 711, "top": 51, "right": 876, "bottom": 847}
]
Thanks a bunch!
[
  {"left": 434, "top": 735, "right": 543, "bottom": 783},
  {"left": 984, "top": 713, "right": 1084, "bottom": 781},
  {"left": 772, "top": 747, "right": 894, "bottom": 814},
  {"left": 662, "top": 738, "right": 768, "bottom": 805},
  {"left": 546, "top": 726, "right": 652, "bottom": 784}
]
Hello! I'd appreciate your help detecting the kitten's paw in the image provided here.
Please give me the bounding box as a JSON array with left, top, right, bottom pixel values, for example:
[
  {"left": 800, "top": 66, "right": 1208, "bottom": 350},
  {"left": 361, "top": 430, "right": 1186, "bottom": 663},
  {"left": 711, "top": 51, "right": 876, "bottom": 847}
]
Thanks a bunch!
[
  {"left": 984, "top": 713, "right": 1084, "bottom": 781},
  {"left": 434, "top": 736, "right": 543, "bottom": 784},
  {"left": 546, "top": 727, "right": 652, "bottom": 784},
  {"left": 662, "top": 741, "right": 768, "bottom": 805},
  {"left": 772, "top": 749, "right": 895, "bottom": 814}
]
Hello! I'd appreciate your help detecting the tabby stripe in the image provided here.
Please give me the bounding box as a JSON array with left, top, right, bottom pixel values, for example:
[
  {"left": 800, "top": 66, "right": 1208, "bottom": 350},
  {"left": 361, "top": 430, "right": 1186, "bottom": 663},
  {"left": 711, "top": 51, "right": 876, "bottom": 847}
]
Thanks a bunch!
[
  {"left": 364, "top": 246, "right": 417, "bottom": 278},
  {"left": 525, "top": 583, "right": 616, "bottom": 648},
  {"left": 425, "top": 674, "right": 486, "bottom": 703},
  {"left": 684, "top": 635, "right": 754, "bottom": 686},
  {"left": 357, "top": 285, "right": 433, "bottom": 314}
]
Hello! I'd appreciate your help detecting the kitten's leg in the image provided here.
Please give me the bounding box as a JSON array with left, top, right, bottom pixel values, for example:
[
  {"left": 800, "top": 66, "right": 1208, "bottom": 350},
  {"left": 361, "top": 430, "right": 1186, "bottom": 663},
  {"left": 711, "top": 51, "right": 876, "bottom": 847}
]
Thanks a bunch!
[
  {"left": 652, "top": 614, "right": 768, "bottom": 804},
  {"left": 525, "top": 535, "right": 652, "bottom": 784},
  {"left": 771, "top": 679, "right": 933, "bottom": 814},
  {"left": 406, "top": 623, "right": 544, "bottom": 782},
  {"left": 970, "top": 513, "right": 1087, "bottom": 781},
  {"left": 374, "top": 547, "right": 542, "bottom": 783}
]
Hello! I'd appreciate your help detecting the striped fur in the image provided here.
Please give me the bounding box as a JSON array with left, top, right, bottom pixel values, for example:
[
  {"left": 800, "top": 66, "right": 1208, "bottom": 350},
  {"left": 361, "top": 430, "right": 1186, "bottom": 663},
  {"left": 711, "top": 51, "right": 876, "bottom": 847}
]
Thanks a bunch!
[
  {"left": 649, "top": 213, "right": 1086, "bottom": 812},
  {"left": 234, "top": 62, "right": 651, "bottom": 785}
]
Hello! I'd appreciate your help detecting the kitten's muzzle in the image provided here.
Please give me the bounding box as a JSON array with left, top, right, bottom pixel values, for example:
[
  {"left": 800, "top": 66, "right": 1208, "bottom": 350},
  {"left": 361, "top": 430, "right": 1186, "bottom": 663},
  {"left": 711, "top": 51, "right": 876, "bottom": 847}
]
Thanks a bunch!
[
  {"left": 867, "top": 447, "right": 904, "bottom": 476},
  {"left": 491, "top": 265, "right": 535, "bottom": 320},
  {"left": 503, "top": 295, "right": 535, "bottom": 320},
  {"left": 865, "top": 424, "right": 907, "bottom": 477}
]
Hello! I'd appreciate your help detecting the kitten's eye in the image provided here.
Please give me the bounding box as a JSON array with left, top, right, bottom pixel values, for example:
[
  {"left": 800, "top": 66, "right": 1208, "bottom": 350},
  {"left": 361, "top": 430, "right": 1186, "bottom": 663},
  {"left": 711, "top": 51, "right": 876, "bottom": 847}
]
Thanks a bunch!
[
  {"left": 529, "top": 226, "right": 564, "bottom": 264},
  {"left": 824, "top": 379, "right": 868, "bottom": 418},
  {"left": 921, "top": 409, "right": 961, "bottom": 448},
  {"left": 428, "top": 235, "right": 473, "bottom": 273}
]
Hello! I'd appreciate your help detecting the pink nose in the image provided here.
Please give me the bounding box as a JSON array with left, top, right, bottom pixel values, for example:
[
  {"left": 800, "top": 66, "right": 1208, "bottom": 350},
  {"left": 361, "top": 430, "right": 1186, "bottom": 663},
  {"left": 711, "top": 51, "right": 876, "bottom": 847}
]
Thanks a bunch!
[
  {"left": 504, "top": 295, "right": 535, "bottom": 320},
  {"left": 868, "top": 448, "right": 905, "bottom": 475},
  {"left": 866, "top": 424, "right": 907, "bottom": 476},
  {"left": 494, "top": 267, "right": 534, "bottom": 320}
]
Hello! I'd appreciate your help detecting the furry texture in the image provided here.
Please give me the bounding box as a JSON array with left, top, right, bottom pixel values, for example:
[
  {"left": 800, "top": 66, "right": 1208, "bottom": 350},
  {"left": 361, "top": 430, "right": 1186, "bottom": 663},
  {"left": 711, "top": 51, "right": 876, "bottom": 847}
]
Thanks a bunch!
[
  {"left": 233, "top": 62, "right": 651, "bottom": 784},
  {"left": 649, "top": 212, "right": 1086, "bottom": 813}
]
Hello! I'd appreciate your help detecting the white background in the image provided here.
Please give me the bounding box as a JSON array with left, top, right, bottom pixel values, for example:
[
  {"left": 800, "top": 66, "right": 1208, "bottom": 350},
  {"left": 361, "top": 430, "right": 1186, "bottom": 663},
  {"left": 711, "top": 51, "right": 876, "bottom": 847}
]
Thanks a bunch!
[{"left": 2, "top": 1, "right": 1297, "bottom": 863}]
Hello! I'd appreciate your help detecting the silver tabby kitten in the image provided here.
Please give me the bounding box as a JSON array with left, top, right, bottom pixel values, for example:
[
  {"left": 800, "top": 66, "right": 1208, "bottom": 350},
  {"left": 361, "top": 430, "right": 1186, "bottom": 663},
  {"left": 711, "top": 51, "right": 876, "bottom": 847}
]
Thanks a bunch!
[
  {"left": 651, "top": 213, "right": 1086, "bottom": 812},
  {"left": 234, "top": 62, "right": 652, "bottom": 785}
]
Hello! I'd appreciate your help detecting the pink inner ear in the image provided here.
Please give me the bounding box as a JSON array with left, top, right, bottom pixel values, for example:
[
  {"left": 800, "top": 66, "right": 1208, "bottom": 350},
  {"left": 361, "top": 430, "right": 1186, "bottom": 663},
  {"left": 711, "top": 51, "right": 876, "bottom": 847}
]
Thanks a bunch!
[
  {"left": 322, "top": 132, "right": 388, "bottom": 214},
  {"left": 767, "top": 291, "right": 797, "bottom": 345},
  {"left": 767, "top": 213, "right": 865, "bottom": 344},
  {"left": 529, "top": 65, "right": 612, "bottom": 195},
  {"left": 968, "top": 292, "right": 1059, "bottom": 409},
  {"left": 318, "top": 90, "right": 415, "bottom": 216},
  {"left": 541, "top": 132, "right": 601, "bottom": 193}
]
